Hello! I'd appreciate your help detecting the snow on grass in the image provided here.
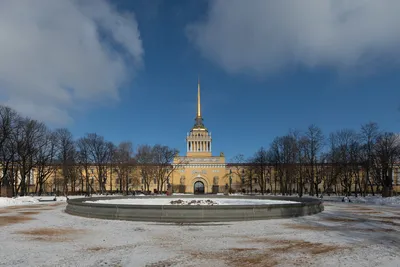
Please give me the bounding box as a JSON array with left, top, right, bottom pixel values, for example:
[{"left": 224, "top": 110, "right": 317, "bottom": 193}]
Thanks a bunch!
[
  {"left": 322, "top": 195, "right": 400, "bottom": 206},
  {"left": 350, "top": 196, "right": 400, "bottom": 206},
  {"left": 0, "top": 197, "right": 39, "bottom": 207},
  {"left": 85, "top": 198, "right": 299, "bottom": 205}
]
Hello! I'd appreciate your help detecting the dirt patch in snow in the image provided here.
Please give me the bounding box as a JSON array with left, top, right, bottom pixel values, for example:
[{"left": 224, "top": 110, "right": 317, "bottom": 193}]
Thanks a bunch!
[
  {"left": 86, "top": 244, "right": 136, "bottom": 253},
  {"left": 49, "top": 202, "right": 64, "bottom": 206},
  {"left": 18, "top": 211, "right": 41, "bottom": 215},
  {"left": 15, "top": 227, "right": 85, "bottom": 242},
  {"left": 0, "top": 215, "right": 35, "bottom": 226},
  {"left": 321, "top": 217, "right": 359, "bottom": 222},
  {"left": 283, "top": 222, "right": 396, "bottom": 233},
  {"left": 191, "top": 249, "right": 278, "bottom": 267},
  {"left": 5, "top": 205, "right": 56, "bottom": 211},
  {"left": 370, "top": 215, "right": 400, "bottom": 220},
  {"left": 347, "top": 211, "right": 382, "bottom": 214},
  {"left": 246, "top": 238, "right": 345, "bottom": 255},
  {"left": 87, "top": 246, "right": 106, "bottom": 252},
  {"left": 283, "top": 223, "right": 329, "bottom": 231},
  {"left": 145, "top": 259, "right": 178, "bottom": 267},
  {"left": 189, "top": 238, "right": 346, "bottom": 267},
  {"left": 341, "top": 206, "right": 376, "bottom": 211},
  {"left": 373, "top": 219, "right": 400, "bottom": 227},
  {"left": 0, "top": 209, "right": 10, "bottom": 214},
  {"left": 5, "top": 205, "right": 40, "bottom": 210}
]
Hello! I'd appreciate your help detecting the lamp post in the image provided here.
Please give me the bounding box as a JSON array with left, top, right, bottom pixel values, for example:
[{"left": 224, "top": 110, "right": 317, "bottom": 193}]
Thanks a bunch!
[{"left": 229, "top": 169, "right": 232, "bottom": 191}]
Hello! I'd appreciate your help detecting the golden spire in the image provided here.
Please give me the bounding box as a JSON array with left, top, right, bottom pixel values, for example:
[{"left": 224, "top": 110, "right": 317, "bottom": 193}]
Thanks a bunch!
[{"left": 197, "top": 76, "right": 201, "bottom": 117}]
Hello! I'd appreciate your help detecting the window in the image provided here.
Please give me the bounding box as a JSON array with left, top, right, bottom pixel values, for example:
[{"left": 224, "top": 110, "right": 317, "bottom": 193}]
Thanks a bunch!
[{"left": 153, "top": 178, "right": 157, "bottom": 184}]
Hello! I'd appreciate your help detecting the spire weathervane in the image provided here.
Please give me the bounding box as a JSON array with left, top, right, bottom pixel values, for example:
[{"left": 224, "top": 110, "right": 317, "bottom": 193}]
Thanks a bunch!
[
  {"left": 197, "top": 76, "right": 201, "bottom": 117},
  {"left": 193, "top": 76, "right": 206, "bottom": 129}
]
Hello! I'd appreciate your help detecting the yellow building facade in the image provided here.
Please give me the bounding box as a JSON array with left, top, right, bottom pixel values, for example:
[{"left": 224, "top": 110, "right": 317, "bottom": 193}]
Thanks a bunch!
[{"left": 2, "top": 80, "right": 400, "bottom": 196}]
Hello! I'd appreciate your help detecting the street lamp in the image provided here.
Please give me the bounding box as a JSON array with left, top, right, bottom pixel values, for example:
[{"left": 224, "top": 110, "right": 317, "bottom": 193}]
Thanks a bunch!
[{"left": 229, "top": 169, "right": 232, "bottom": 191}]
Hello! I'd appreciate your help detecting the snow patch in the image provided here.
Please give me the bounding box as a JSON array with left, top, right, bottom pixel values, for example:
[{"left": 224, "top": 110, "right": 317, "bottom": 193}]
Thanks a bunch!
[
  {"left": 0, "top": 196, "right": 39, "bottom": 207},
  {"left": 350, "top": 196, "right": 400, "bottom": 206},
  {"left": 85, "top": 198, "right": 299, "bottom": 205}
]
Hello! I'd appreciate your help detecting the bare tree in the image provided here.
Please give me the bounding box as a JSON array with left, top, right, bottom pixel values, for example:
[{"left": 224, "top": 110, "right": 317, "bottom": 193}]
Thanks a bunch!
[
  {"left": 303, "top": 125, "right": 325, "bottom": 196},
  {"left": 152, "top": 144, "right": 182, "bottom": 192},
  {"left": 229, "top": 154, "right": 250, "bottom": 192},
  {"left": 269, "top": 132, "right": 299, "bottom": 196},
  {"left": 76, "top": 136, "right": 92, "bottom": 195},
  {"left": 85, "top": 133, "right": 111, "bottom": 194},
  {"left": 330, "top": 129, "right": 359, "bottom": 196},
  {"left": 359, "top": 122, "right": 379, "bottom": 196},
  {"left": 114, "top": 141, "right": 137, "bottom": 195},
  {"left": 251, "top": 147, "right": 271, "bottom": 195},
  {"left": 374, "top": 132, "right": 400, "bottom": 197},
  {"left": 136, "top": 145, "right": 157, "bottom": 193},
  {"left": 0, "top": 105, "right": 20, "bottom": 191},
  {"left": 54, "top": 128, "right": 76, "bottom": 195},
  {"left": 14, "top": 118, "right": 47, "bottom": 195},
  {"left": 34, "top": 128, "right": 57, "bottom": 195}
]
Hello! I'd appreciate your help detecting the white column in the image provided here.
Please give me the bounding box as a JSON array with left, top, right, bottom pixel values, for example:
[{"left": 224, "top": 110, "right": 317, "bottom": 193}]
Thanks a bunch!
[{"left": 210, "top": 142, "right": 212, "bottom": 152}]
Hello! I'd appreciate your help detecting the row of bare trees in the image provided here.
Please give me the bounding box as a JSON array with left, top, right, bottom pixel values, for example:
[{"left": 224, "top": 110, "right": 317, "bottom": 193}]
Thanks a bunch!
[
  {"left": 0, "top": 105, "right": 180, "bottom": 196},
  {"left": 231, "top": 123, "right": 399, "bottom": 197}
]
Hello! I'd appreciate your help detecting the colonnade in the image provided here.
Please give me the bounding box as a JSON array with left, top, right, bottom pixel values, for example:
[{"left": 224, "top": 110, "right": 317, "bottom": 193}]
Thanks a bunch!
[{"left": 187, "top": 140, "right": 211, "bottom": 152}]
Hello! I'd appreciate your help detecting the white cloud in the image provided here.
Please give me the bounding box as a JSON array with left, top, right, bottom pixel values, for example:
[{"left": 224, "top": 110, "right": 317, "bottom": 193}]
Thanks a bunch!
[
  {"left": 187, "top": 0, "right": 400, "bottom": 75},
  {"left": 0, "top": 0, "right": 143, "bottom": 125}
]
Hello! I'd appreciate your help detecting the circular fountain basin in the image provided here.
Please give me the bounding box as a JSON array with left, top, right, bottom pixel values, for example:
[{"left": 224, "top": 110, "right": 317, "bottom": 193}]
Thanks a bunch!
[
  {"left": 66, "top": 195, "right": 323, "bottom": 223},
  {"left": 84, "top": 198, "right": 300, "bottom": 206}
]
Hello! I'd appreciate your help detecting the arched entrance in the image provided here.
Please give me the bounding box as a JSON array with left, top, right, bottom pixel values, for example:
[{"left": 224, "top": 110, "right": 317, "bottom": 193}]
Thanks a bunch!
[{"left": 194, "top": 181, "right": 205, "bottom": 194}]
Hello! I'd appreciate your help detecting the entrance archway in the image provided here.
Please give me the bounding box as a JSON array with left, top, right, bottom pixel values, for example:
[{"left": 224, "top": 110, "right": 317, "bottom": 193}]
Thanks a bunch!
[{"left": 194, "top": 181, "right": 205, "bottom": 194}]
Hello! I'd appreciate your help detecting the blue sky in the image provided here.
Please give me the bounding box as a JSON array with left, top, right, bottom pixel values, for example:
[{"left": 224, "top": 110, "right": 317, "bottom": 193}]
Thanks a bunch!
[{"left": 2, "top": 0, "right": 400, "bottom": 160}]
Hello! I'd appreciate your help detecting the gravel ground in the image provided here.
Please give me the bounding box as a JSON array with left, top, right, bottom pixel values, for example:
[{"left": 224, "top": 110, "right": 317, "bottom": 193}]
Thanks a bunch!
[{"left": 0, "top": 201, "right": 399, "bottom": 267}]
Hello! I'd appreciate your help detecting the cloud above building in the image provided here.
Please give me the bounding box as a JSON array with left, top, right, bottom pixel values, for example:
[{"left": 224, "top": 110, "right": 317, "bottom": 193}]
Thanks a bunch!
[
  {"left": 187, "top": 0, "right": 400, "bottom": 75},
  {"left": 0, "top": 0, "right": 143, "bottom": 125}
]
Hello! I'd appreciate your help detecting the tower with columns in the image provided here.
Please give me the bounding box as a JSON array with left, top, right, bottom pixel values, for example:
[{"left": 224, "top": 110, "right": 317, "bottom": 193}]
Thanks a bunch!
[
  {"left": 171, "top": 78, "right": 226, "bottom": 194},
  {"left": 186, "top": 79, "right": 212, "bottom": 157}
]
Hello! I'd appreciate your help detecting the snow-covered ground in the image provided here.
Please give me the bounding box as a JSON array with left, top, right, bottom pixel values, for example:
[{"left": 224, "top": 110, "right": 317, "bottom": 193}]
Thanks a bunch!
[
  {"left": 0, "top": 198, "right": 399, "bottom": 267},
  {"left": 85, "top": 198, "right": 299, "bottom": 205},
  {"left": 0, "top": 194, "right": 116, "bottom": 208},
  {"left": 0, "top": 196, "right": 40, "bottom": 207},
  {"left": 322, "top": 195, "right": 400, "bottom": 206}
]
